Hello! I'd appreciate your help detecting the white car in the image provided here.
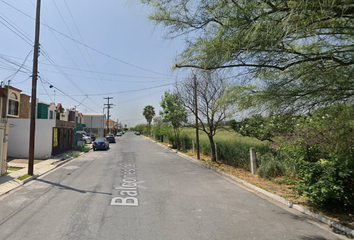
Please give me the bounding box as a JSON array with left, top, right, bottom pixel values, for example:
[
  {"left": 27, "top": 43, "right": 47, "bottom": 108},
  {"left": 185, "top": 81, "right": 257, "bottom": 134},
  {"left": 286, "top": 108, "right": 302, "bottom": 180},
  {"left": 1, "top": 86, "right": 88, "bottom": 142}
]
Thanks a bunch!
[{"left": 82, "top": 135, "right": 91, "bottom": 144}]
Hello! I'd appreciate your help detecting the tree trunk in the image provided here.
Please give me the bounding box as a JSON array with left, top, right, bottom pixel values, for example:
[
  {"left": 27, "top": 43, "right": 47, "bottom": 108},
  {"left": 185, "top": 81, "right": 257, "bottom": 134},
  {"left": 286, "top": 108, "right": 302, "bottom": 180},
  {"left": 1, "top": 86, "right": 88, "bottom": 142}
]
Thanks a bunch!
[
  {"left": 174, "top": 129, "right": 180, "bottom": 150},
  {"left": 208, "top": 134, "right": 217, "bottom": 162}
]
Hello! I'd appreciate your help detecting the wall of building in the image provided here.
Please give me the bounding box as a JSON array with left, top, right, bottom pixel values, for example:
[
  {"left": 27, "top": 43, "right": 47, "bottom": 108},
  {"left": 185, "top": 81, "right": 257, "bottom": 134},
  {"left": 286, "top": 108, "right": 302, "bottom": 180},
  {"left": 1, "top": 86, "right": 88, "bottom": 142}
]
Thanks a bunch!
[
  {"left": 83, "top": 114, "right": 105, "bottom": 129},
  {"left": 83, "top": 114, "right": 105, "bottom": 137},
  {"left": 19, "top": 94, "right": 30, "bottom": 119},
  {"left": 37, "top": 103, "right": 48, "bottom": 119},
  {"left": 0, "top": 123, "right": 8, "bottom": 176},
  {"left": 59, "top": 111, "right": 68, "bottom": 121},
  {"left": 48, "top": 104, "right": 56, "bottom": 119},
  {"left": 7, "top": 118, "right": 55, "bottom": 159}
]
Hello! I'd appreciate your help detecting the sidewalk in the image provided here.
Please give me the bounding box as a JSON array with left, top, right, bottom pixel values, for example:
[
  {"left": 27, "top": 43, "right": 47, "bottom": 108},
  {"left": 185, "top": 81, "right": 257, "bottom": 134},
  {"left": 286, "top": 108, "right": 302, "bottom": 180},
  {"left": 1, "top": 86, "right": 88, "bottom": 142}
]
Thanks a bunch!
[{"left": 0, "top": 151, "right": 82, "bottom": 196}]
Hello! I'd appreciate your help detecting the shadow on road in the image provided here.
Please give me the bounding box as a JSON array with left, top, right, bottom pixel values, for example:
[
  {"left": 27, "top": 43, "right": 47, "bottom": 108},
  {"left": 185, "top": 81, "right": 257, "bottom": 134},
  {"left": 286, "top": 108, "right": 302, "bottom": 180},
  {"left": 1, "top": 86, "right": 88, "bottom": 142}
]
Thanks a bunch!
[{"left": 36, "top": 178, "right": 112, "bottom": 195}]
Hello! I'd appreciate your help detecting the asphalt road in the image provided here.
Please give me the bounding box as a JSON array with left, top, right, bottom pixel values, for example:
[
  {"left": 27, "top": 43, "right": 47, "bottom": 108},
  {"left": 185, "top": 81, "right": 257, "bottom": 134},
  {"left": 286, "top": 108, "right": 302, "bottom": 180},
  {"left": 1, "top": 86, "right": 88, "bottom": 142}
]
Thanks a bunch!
[{"left": 0, "top": 132, "right": 347, "bottom": 240}]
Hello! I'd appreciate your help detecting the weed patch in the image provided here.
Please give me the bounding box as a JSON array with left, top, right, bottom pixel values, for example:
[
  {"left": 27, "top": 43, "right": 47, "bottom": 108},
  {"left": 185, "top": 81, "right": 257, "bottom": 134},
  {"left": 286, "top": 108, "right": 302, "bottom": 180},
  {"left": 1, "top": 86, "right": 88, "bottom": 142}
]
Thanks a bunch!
[
  {"left": 7, "top": 167, "right": 23, "bottom": 171},
  {"left": 17, "top": 174, "right": 31, "bottom": 180}
]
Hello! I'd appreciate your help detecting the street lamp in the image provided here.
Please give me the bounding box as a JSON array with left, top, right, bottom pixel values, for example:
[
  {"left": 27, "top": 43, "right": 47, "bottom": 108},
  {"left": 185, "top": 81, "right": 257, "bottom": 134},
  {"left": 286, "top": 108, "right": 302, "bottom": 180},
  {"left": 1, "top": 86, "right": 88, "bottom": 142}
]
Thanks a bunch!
[{"left": 49, "top": 85, "right": 55, "bottom": 104}]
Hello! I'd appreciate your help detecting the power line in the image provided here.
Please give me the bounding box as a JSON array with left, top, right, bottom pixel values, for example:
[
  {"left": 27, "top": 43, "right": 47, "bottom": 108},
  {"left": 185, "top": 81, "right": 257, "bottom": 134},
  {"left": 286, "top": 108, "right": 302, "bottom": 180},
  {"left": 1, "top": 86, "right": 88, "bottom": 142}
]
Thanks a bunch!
[
  {"left": 115, "top": 89, "right": 164, "bottom": 105},
  {"left": 33, "top": 3, "right": 100, "bottom": 93},
  {"left": 63, "top": 0, "right": 107, "bottom": 89},
  {"left": 0, "top": 0, "right": 173, "bottom": 77},
  {"left": 3, "top": 50, "right": 32, "bottom": 81},
  {"left": 66, "top": 83, "right": 173, "bottom": 97},
  {"left": 0, "top": 2, "right": 94, "bottom": 99},
  {"left": 50, "top": 0, "right": 105, "bottom": 91},
  {"left": 39, "top": 77, "right": 54, "bottom": 103},
  {"left": 40, "top": 78, "right": 98, "bottom": 113},
  {"left": 0, "top": 16, "right": 32, "bottom": 45},
  {"left": 0, "top": 54, "right": 175, "bottom": 80},
  {"left": 41, "top": 50, "right": 88, "bottom": 96},
  {"left": 0, "top": 54, "right": 32, "bottom": 74}
]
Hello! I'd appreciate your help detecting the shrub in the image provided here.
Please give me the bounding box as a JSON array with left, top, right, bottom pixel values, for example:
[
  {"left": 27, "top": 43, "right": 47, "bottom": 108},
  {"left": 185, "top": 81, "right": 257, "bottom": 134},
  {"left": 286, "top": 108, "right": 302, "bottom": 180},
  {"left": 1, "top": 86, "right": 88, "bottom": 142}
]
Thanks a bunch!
[
  {"left": 296, "top": 154, "right": 354, "bottom": 211},
  {"left": 79, "top": 146, "right": 90, "bottom": 153},
  {"left": 257, "top": 153, "right": 286, "bottom": 179}
]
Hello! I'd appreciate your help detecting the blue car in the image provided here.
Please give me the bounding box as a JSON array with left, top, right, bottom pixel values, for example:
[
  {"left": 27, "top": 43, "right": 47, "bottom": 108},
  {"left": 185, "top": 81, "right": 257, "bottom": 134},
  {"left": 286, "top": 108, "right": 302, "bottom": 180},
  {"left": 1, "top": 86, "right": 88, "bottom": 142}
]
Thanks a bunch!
[{"left": 92, "top": 138, "right": 109, "bottom": 151}]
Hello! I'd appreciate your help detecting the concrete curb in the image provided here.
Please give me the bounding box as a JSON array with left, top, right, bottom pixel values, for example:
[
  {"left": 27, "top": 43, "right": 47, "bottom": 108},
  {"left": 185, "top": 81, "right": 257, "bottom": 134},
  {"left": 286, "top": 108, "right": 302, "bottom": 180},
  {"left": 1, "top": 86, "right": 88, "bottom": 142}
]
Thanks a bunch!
[{"left": 152, "top": 139, "right": 354, "bottom": 239}]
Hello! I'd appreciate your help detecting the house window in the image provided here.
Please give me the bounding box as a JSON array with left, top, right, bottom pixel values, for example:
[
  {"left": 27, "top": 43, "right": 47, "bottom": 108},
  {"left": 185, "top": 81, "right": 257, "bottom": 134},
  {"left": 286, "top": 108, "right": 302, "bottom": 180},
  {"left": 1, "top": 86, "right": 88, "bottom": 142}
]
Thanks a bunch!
[
  {"left": 8, "top": 100, "right": 19, "bottom": 116},
  {"left": 49, "top": 111, "right": 54, "bottom": 119}
]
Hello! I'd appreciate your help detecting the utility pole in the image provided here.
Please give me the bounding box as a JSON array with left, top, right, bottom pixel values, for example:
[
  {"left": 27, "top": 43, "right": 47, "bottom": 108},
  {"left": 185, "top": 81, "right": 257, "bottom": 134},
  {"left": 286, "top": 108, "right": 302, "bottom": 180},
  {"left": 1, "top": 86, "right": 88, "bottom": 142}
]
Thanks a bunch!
[
  {"left": 104, "top": 97, "right": 113, "bottom": 134},
  {"left": 28, "top": 0, "right": 41, "bottom": 175},
  {"left": 194, "top": 74, "right": 200, "bottom": 160}
]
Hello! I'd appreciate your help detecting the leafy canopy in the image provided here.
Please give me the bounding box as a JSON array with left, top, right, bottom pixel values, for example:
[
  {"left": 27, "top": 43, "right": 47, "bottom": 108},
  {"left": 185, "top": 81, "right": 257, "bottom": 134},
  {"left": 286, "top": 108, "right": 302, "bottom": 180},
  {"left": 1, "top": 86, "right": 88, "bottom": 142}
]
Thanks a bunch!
[
  {"left": 143, "top": 0, "right": 354, "bottom": 111},
  {"left": 143, "top": 105, "right": 156, "bottom": 125},
  {"left": 160, "top": 90, "right": 188, "bottom": 129}
]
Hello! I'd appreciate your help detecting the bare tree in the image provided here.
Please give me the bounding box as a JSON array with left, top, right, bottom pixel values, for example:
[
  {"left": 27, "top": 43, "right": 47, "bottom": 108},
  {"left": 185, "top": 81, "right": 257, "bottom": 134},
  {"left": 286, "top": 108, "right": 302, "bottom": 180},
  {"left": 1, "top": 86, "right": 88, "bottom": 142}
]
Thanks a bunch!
[{"left": 176, "top": 70, "right": 232, "bottom": 162}]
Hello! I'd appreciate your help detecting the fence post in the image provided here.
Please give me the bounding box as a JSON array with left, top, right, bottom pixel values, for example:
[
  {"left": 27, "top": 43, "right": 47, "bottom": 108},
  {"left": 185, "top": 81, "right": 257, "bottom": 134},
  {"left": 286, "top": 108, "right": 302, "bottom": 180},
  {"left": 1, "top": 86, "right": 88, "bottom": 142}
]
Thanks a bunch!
[
  {"left": 250, "top": 147, "right": 256, "bottom": 175},
  {"left": 192, "top": 140, "right": 195, "bottom": 153},
  {"left": 183, "top": 140, "right": 186, "bottom": 151}
]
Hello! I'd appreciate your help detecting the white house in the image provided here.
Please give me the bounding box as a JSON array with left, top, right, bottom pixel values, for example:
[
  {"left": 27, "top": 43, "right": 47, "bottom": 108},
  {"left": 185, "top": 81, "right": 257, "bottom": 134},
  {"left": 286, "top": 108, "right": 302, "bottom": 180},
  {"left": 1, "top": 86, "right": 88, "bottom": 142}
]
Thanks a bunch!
[
  {"left": 7, "top": 100, "right": 56, "bottom": 159},
  {"left": 7, "top": 118, "right": 55, "bottom": 159}
]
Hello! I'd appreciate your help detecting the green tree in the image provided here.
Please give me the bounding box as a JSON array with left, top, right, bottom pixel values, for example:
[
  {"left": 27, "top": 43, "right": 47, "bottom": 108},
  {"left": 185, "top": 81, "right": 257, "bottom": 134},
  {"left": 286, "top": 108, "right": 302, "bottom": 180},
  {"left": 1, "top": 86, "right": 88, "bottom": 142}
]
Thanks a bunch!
[
  {"left": 133, "top": 123, "right": 146, "bottom": 134},
  {"left": 152, "top": 116, "right": 172, "bottom": 142},
  {"left": 142, "top": 0, "right": 354, "bottom": 111},
  {"left": 229, "top": 112, "right": 300, "bottom": 143},
  {"left": 143, "top": 105, "right": 156, "bottom": 136},
  {"left": 230, "top": 115, "right": 274, "bottom": 142},
  {"left": 160, "top": 90, "right": 188, "bottom": 150}
]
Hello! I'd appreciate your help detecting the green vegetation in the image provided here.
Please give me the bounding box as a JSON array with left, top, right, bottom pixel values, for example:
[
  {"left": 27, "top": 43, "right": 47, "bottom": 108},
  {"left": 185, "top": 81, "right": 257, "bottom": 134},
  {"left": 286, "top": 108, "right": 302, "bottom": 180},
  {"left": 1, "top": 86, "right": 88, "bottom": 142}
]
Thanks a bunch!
[
  {"left": 17, "top": 174, "right": 31, "bottom": 181},
  {"left": 230, "top": 105, "right": 354, "bottom": 212},
  {"left": 72, "top": 153, "right": 80, "bottom": 158},
  {"left": 160, "top": 90, "right": 188, "bottom": 150},
  {"left": 143, "top": 0, "right": 354, "bottom": 112},
  {"left": 7, "top": 166, "right": 23, "bottom": 171},
  {"left": 154, "top": 127, "right": 268, "bottom": 169},
  {"left": 79, "top": 146, "right": 90, "bottom": 153},
  {"left": 132, "top": 123, "right": 147, "bottom": 135}
]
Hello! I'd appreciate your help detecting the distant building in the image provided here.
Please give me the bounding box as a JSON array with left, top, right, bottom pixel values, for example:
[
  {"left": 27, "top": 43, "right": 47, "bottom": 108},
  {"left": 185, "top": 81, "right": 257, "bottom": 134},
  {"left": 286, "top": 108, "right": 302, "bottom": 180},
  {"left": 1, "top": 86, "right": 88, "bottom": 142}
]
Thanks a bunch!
[{"left": 83, "top": 113, "right": 106, "bottom": 137}]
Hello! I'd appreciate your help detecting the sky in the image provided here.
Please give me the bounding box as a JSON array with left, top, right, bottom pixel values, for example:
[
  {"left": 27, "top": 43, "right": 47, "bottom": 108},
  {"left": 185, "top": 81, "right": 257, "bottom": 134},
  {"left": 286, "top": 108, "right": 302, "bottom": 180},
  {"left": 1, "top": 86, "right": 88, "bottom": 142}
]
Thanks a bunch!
[{"left": 0, "top": 0, "right": 187, "bottom": 128}]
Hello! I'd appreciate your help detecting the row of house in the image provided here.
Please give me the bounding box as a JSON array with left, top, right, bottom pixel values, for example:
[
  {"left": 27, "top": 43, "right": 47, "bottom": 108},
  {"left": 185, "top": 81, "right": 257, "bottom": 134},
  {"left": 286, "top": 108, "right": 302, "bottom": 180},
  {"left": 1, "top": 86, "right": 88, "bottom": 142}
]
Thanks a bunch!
[{"left": 0, "top": 85, "right": 109, "bottom": 176}]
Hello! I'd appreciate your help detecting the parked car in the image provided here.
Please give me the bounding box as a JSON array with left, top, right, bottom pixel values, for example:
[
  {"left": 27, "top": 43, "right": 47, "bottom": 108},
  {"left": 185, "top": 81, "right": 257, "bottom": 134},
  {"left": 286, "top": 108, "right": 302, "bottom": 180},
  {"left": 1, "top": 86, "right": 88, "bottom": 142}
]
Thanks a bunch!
[
  {"left": 77, "top": 130, "right": 87, "bottom": 136},
  {"left": 135, "top": 131, "right": 141, "bottom": 135},
  {"left": 116, "top": 132, "right": 122, "bottom": 137},
  {"left": 82, "top": 135, "right": 91, "bottom": 144},
  {"left": 106, "top": 134, "right": 116, "bottom": 143},
  {"left": 92, "top": 138, "right": 109, "bottom": 151}
]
